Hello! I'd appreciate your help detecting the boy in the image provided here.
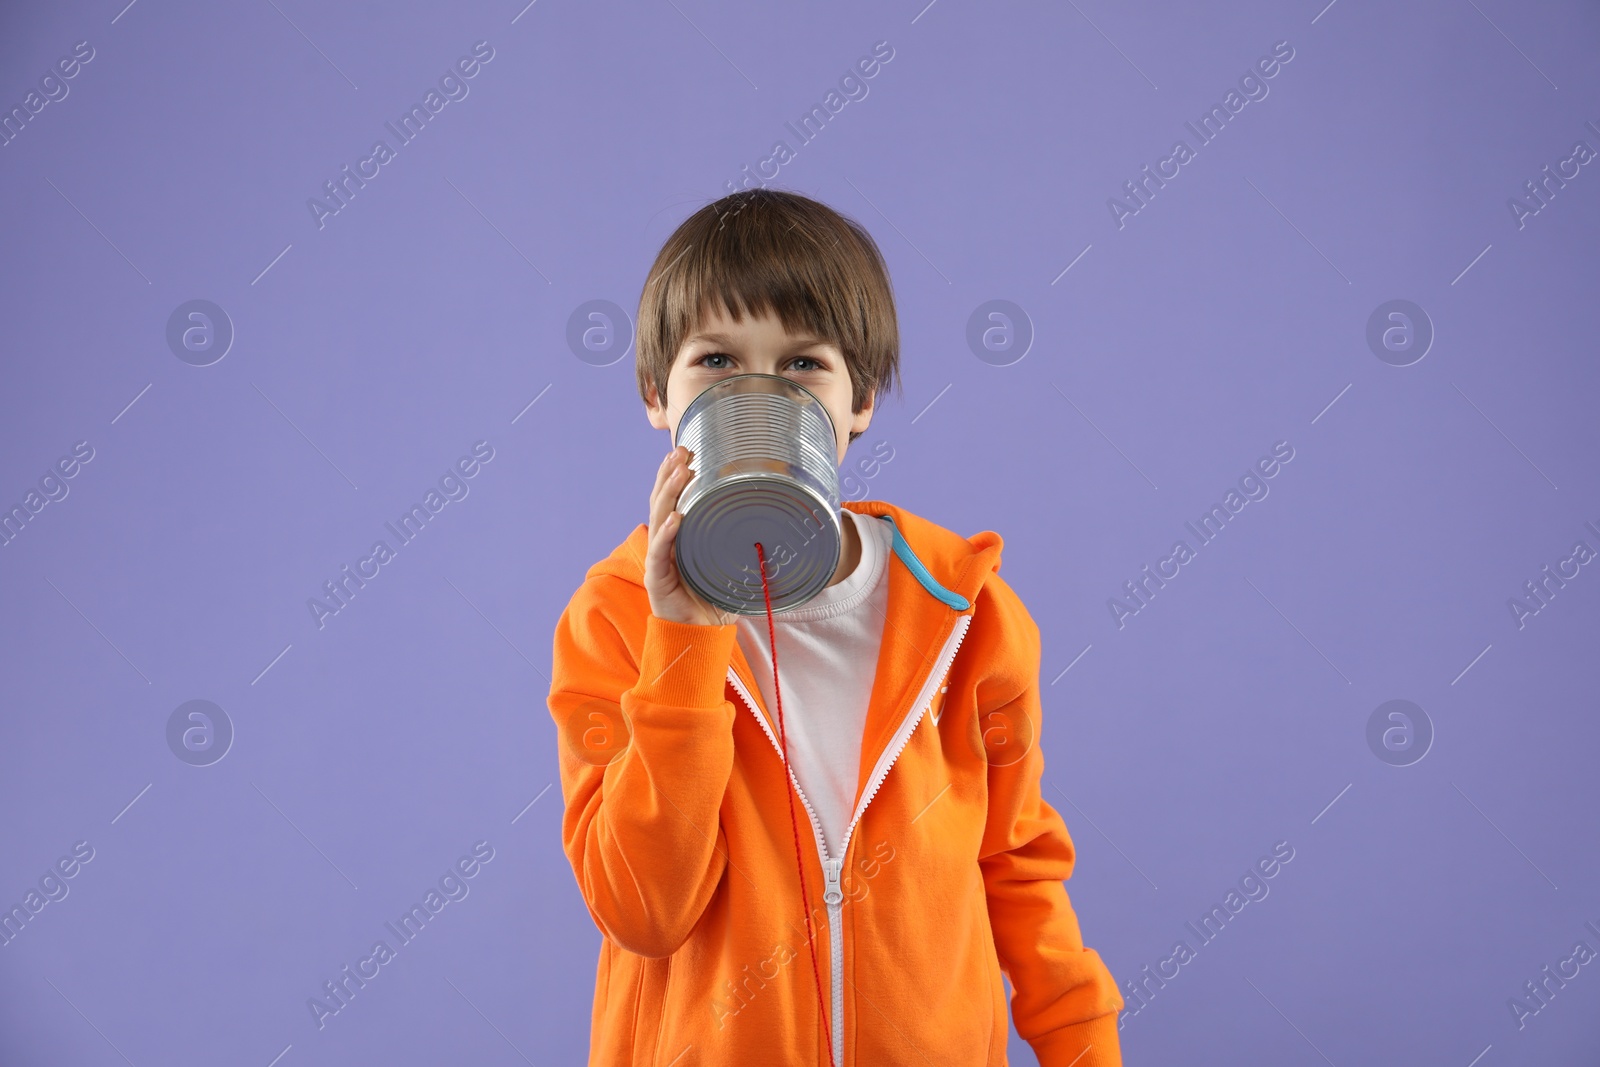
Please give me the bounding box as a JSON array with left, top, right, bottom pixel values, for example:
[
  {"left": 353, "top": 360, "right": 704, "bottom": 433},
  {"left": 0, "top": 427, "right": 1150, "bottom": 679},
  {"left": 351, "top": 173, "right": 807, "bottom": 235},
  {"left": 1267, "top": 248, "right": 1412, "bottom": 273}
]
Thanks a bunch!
[{"left": 547, "top": 189, "right": 1124, "bottom": 1065}]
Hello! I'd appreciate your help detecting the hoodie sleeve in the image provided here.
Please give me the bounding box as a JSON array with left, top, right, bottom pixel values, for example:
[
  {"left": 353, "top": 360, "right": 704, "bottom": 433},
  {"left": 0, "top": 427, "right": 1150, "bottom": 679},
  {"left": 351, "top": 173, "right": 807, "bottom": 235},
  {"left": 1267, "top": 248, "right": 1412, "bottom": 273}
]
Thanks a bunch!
[
  {"left": 548, "top": 573, "right": 740, "bottom": 958},
  {"left": 975, "top": 572, "right": 1125, "bottom": 1067}
]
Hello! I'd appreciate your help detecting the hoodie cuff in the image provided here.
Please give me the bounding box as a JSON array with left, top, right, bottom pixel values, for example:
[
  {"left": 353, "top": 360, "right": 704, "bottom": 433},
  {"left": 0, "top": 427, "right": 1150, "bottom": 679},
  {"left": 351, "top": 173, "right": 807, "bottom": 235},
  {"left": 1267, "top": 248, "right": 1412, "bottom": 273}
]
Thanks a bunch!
[
  {"left": 633, "top": 614, "right": 738, "bottom": 710},
  {"left": 1028, "top": 1011, "right": 1123, "bottom": 1067}
]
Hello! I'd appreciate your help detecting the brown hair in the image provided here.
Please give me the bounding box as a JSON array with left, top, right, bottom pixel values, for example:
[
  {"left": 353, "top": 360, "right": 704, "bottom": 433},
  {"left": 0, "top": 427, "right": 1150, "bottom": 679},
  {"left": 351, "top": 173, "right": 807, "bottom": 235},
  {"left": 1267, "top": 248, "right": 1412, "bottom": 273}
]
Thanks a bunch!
[{"left": 635, "top": 188, "right": 901, "bottom": 446}]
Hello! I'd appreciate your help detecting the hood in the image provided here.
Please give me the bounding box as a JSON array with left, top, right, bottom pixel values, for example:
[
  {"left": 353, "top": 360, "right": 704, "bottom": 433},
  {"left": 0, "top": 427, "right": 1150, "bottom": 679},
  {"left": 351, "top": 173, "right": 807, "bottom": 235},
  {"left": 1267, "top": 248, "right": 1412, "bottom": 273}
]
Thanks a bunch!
[
  {"left": 583, "top": 497, "right": 1004, "bottom": 612},
  {"left": 582, "top": 498, "right": 1006, "bottom": 804}
]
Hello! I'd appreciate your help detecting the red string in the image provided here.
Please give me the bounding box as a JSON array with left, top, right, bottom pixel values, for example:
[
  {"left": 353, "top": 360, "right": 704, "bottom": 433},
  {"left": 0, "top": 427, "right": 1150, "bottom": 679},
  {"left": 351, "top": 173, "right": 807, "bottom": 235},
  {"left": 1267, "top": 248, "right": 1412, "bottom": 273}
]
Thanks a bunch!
[{"left": 755, "top": 541, "right": 836, "bottom": 1067}]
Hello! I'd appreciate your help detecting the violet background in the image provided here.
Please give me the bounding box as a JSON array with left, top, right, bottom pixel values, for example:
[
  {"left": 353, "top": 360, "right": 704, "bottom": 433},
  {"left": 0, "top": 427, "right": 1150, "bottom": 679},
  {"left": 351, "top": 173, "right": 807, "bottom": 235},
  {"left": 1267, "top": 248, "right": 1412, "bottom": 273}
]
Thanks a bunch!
[{"left": 2, "top": 0, "right": 1598, "bottom": 1064}]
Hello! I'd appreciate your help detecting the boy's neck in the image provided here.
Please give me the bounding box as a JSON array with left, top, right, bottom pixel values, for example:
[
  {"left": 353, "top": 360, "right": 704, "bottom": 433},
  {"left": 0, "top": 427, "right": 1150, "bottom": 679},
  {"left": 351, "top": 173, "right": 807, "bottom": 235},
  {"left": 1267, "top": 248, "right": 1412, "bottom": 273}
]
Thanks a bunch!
[{"left": 826, "top": 509, "right": 861, "bottom": 588}]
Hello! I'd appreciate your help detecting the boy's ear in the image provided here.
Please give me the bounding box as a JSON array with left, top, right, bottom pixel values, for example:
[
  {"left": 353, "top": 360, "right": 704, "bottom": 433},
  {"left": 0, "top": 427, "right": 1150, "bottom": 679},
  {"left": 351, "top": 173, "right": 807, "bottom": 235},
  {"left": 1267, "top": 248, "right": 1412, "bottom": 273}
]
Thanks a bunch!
[
  {"left": 849, "top": 386, "right": 876, "bottom": 435},
  {"left": 645, "top": 382, "right": 669, "bottom": 431}
]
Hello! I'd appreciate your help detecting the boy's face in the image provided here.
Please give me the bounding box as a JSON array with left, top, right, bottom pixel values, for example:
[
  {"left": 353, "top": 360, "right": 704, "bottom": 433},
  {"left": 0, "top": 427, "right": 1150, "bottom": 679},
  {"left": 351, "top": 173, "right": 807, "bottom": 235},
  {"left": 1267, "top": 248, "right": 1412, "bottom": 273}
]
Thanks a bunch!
[{"left": 645, "top": 303, "right": 873, "bottom": 466}]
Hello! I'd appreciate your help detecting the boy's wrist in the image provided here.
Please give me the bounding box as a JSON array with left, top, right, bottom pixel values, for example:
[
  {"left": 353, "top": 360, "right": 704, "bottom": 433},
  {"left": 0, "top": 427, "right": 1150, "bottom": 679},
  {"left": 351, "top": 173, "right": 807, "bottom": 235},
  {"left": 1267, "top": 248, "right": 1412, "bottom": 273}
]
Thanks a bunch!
[
  {"left": 634, "top": 613, "right": 737, "bottom": 709},
  {"left": 1026, "top": 1010, "right": 1123, "bottom": 1067},
  {"left": 649, "top": 611, "right": 733, "bottom": 629}
]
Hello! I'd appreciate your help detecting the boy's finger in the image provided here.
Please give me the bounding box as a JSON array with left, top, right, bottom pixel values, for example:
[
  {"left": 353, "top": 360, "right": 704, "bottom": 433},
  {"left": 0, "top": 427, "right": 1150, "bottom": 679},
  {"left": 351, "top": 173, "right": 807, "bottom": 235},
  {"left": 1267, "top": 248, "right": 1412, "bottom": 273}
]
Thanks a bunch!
[
  {"left": 649, "top": 465, "right": 680, "bottom": 535},
  {"left": 646, "top": 511, "right": 680, "bottom": 577},
  {"left": 648, "top": 448, "right": 682, "bottom": 526},
  {"left": 653, "top": 455, "right": 695, "bottom": 527},
  {"left": 663, "top": 458, "right": 694, "bottom": 512}
]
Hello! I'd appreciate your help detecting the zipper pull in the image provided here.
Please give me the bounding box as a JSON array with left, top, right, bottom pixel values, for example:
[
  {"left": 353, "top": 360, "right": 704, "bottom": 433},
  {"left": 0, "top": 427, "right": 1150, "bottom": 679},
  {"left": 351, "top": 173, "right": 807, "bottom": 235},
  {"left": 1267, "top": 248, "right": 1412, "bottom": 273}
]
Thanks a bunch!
[{"left": 823, "top": 857, "right": 843, "bottom": 905}]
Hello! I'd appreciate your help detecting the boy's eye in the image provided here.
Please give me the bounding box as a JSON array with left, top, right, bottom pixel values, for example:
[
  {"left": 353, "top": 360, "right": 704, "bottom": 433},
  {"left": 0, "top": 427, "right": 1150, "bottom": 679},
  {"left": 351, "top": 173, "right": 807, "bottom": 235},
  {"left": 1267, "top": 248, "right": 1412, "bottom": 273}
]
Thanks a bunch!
[{"left": 694, "top": 352, "right": 823, "bottom": 372}]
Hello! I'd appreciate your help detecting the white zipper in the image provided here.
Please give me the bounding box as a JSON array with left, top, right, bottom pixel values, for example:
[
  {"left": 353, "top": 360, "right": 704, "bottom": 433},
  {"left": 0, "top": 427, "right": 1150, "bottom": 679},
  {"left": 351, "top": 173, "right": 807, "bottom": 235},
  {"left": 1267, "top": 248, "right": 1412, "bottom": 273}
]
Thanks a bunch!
[
  {"left": 836, "top": 613, "right": 974, "bottom": 863},
  {"left": 725, "top": 610, "right": 975, "bottom": 1066},
  {"left": 725, "top": 669, "right": 840, "bottom": 1058},
  {"left": 822, "top": 855, "right": 844, "bottom": 1065}
]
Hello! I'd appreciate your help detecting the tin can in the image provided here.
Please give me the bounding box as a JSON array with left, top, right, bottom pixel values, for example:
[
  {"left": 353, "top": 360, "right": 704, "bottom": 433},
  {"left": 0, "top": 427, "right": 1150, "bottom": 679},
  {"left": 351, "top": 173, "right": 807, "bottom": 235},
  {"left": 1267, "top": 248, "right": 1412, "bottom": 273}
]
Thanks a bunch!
[{"left": 672, "top": 373, "right": 843, "bottom": 616}]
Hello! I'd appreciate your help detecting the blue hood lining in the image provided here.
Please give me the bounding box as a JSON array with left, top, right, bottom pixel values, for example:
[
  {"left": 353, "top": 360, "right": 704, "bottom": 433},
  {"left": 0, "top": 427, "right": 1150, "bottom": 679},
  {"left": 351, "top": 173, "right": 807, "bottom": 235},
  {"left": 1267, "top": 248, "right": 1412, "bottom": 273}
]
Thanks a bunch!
[{"left": 874, "top": 513, "right": 971, "bottom": 611}]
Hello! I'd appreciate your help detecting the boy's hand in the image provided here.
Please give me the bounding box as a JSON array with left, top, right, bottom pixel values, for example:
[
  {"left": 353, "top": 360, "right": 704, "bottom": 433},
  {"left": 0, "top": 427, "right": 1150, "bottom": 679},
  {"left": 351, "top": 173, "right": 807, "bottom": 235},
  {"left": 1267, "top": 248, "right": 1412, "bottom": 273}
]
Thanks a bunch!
[{"left": 646, "top": 445, "right": 737, "bottom": 627}]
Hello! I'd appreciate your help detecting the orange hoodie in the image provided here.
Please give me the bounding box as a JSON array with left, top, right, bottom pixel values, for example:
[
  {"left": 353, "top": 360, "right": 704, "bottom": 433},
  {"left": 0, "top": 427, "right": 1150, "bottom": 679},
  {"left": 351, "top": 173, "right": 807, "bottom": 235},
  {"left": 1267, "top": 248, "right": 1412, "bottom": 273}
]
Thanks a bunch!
[{"left": 547, "top": 497, "right": 1125, "bottom": 1065}]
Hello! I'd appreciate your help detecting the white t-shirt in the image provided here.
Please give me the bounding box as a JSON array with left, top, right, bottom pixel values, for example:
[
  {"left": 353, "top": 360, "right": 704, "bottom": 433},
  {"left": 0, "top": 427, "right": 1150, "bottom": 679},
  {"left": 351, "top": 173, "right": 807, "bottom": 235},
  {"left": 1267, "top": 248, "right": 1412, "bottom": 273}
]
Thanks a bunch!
[{"left": 735, "top": 508, "right": 892, "bottom": 859}]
